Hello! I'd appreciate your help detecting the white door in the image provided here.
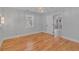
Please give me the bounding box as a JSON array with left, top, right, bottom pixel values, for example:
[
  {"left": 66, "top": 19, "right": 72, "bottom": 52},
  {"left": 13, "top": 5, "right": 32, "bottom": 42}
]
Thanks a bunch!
[{"left": 46, "top": 16, "right": 54, "bottom": 35}]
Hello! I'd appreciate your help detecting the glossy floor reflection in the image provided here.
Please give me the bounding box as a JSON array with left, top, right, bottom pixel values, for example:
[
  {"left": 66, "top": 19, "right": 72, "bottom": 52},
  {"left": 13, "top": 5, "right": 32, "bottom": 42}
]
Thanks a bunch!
[{"left": 0, "top": 32, "right": 79, "bottom": 51}]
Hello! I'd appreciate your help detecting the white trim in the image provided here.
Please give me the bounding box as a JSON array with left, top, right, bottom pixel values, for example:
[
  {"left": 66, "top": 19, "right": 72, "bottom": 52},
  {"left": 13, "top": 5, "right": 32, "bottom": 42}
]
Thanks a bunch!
[
  {"left": 25, "top": 15, "right": 34, "bottom": 28},
  {"left": 2, "top": 31, "right": 42, "bottom": 41},
  {"left": 62, "top": 36, "right": 79, "bottom": 43}
]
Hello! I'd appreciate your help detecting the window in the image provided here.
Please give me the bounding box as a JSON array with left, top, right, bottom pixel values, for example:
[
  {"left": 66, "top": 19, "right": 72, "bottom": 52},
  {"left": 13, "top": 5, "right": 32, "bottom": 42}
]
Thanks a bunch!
[
  {"left": 25, "top": 15, "right": 34, "bottom": 28},
  {"left": 0, "top": 16, "right": 4, "bottom": 25}
]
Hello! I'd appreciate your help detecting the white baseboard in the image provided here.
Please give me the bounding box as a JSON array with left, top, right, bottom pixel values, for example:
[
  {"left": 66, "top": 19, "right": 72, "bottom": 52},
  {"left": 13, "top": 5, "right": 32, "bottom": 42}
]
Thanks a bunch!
[
  {"left": 0, "top": 31, "right": 42, "bottom": 47},
  {"left": 3, "top": 31, "right": 42, "bottom": 41},
  {"left": 62, "top": 36, "right": 79, "bottom": 43},
  {"left": 1, "top": 32, "right": 79, "bottom": 47}
]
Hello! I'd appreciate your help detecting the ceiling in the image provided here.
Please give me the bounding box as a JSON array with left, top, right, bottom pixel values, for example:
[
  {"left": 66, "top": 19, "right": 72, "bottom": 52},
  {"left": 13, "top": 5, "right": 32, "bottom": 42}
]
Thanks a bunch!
[
  {"left": 0, "top": 7, "right": 79, "bottom": 14},
  {"left": 6, "top": 7, "right": 79, "bottom": 14},
  {"left": 13, "top": 7, "right": 65, "bottom": 14}
]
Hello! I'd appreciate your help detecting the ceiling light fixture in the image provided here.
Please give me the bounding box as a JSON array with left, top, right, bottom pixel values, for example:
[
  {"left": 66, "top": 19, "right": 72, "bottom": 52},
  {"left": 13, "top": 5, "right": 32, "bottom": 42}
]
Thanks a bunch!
[{"left": 38, "top": 7, "right": 44, "bottom": 13}]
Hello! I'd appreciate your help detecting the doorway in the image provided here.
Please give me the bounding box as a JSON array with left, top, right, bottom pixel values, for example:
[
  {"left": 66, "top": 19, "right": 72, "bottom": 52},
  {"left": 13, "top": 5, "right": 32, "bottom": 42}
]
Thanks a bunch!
[{"left": 46, "top": 14, "right": 63, "bottom": 36}]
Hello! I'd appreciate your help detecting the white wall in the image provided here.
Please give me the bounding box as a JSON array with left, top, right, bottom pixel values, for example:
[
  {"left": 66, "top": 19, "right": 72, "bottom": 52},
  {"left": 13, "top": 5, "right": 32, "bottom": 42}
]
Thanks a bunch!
[
  {"left": 1, "top": 7, "right": 79, "bottom": 41},
  {"left": 0, "top": 8, "right": 43, "bottom": 40},
  {"left": 62, "top": 8, "right": 79, "bottom": 40},
  {"left": 43, "top": 8, "right": 79, "bottom": 41}
]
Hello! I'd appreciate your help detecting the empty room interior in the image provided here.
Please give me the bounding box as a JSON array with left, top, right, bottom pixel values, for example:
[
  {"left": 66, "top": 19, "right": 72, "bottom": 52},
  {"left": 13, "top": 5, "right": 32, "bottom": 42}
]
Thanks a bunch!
[{"left": 0, "top": 7, "right": 79, "bottom": 51}]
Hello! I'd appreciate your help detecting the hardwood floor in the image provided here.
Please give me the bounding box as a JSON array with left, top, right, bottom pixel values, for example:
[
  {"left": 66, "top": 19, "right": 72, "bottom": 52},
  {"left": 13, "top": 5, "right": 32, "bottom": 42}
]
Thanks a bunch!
[{"left": 0, "top": 32, "right": 79, "bottom": 51}]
